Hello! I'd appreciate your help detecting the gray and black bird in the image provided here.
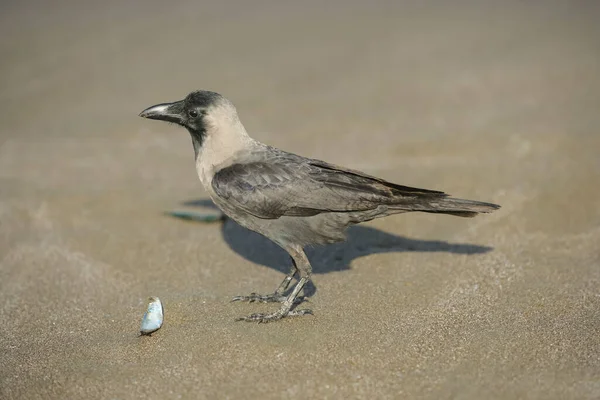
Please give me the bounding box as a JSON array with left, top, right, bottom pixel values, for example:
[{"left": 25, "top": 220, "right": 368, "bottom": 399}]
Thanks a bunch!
[{"left": 139, "top": 90, "right": 500, "bottom": 323}]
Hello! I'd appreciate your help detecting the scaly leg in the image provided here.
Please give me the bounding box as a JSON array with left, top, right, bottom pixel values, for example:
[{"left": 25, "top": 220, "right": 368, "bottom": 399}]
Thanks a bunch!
[
  {"left": 231, "top": 259, "right": 304, "bottom": 303},
  {"left": 236, "top": 247, "right": 313, "bottom": 323}
]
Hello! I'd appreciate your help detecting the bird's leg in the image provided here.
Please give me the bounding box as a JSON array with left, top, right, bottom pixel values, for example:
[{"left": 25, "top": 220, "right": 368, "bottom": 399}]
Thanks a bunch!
[
  {"left": 236, "top": 247, "right": 313, "bottom": 323},
  {"left": 274, "top": 259, "right": 298, "bottom": 295},
  {"left": 231, "top": 259, "right": 304, "bottom": 304}
]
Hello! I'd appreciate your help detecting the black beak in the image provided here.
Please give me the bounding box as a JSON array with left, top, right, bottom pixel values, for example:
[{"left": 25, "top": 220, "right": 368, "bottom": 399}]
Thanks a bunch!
[{"left": 139, "top": 100, "right": 185, "bottom": 124}]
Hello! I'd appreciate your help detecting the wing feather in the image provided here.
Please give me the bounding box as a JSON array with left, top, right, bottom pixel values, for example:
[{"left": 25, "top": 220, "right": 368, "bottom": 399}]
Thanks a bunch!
[{"left": 211, "top": 157, "right": 448, "bottom": 219}]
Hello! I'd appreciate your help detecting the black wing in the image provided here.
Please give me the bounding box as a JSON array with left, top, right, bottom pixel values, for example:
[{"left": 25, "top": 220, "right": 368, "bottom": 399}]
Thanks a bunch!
[{"left": 211, "top": 157, "right": 447, "bottom": 219}]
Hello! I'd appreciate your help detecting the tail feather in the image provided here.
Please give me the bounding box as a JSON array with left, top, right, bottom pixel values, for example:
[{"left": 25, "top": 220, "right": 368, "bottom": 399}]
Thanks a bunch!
[{"left": 391, "top": 196, "right": 501, "bottom": 218}]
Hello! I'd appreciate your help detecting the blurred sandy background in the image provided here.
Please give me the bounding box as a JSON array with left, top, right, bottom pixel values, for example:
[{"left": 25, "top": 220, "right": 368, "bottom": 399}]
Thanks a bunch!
[{"left": 1, "top": 0, "right": 599, "bottom": 399}]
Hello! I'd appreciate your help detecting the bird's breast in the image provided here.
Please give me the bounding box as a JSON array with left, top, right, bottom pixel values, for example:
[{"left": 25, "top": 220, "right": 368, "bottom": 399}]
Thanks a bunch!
[{"left": 195, "top": 160, "right": 220, "bottom": 195}]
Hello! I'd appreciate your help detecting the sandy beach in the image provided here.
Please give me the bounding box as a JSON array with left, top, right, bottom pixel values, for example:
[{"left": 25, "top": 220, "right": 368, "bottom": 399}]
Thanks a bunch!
[{"left": 1, "top": 0, "right": 599, "bottom": 398}]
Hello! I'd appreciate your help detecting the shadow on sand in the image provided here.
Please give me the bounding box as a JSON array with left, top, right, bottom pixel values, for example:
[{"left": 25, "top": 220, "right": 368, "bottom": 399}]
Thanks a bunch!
[{"left": 171, "top": 199, "right": 493, "bottom": 297}]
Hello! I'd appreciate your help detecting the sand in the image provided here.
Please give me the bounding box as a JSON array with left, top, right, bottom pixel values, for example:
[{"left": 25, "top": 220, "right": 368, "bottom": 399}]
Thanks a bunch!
[{"left": 1, "top": 0, "right": 599, "bottom": 398}]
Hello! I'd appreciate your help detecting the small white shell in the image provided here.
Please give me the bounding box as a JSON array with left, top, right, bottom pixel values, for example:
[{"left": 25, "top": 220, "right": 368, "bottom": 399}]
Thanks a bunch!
[{"left": 140, "top": 296, "right": 163, "bottom": 335}]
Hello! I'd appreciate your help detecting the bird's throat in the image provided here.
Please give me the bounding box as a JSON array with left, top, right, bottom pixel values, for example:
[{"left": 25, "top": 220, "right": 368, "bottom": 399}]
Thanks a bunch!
[{"left": 189, "top": 130, "right": 205, "bottom": 159}]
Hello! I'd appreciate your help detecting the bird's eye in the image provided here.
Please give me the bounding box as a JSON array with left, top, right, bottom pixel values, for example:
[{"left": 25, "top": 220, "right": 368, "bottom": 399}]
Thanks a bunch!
[{"left": 189, "top": 110, "right": 198, "bottom": 118}]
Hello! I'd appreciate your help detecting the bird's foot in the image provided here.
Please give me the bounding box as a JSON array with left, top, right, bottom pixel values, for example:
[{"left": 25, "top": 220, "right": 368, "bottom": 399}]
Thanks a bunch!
[
  {"left": 235, "top": 308, "right": 313, "bottom": 323},
  {"left": 231, "top": 292, "right": 305, "bottom": 304}
]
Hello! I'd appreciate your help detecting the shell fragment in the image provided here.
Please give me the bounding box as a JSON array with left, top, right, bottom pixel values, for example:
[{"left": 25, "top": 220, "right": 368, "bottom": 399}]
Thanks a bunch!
[{"left": 140, "top": 296, "right": 163, "bottom": 336}]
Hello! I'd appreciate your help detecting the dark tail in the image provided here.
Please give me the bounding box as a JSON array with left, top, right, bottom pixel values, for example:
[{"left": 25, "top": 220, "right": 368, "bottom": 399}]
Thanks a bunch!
[
  {"left": 422, "top": 197, "right": 500, "bottom": 218},
  {"left": 390, "top": 196, "right": 500, "bottom": 218}
]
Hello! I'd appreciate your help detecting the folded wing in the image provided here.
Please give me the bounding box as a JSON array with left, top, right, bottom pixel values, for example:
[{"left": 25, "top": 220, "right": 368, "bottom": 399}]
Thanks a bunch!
[{"left": 210, "top": 156, "right": 478, "bottom": 220}]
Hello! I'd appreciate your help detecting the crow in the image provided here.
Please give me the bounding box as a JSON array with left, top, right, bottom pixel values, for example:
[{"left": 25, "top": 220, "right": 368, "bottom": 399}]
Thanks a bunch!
[{"left": 139, "top": 90, "right": 500, "bottom": 322}]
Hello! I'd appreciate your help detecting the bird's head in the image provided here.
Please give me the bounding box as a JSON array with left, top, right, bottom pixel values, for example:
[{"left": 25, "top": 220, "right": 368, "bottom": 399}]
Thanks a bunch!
[{"left": 139, "top": 90, "right": 250, "bottom": 159}]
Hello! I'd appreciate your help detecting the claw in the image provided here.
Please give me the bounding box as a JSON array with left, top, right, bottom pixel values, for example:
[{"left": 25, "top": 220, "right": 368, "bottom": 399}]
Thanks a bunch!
[
  {"left": 231, "top": 293, "right": 306, "bottom": 304},
  {"left": 235, "top": 308, "right": 313, "bottom": 323}
]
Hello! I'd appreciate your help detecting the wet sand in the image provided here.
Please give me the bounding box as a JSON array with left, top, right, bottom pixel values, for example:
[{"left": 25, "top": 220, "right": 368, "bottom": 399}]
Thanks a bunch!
[{"left": 1, "top": 1, "right": 599, "bottom": 398}]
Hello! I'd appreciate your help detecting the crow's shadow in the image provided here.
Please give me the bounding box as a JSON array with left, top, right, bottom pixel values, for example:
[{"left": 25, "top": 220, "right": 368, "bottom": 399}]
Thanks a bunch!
[{"left": 172, "top": 199, "right": 493, "bottom": 297}]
